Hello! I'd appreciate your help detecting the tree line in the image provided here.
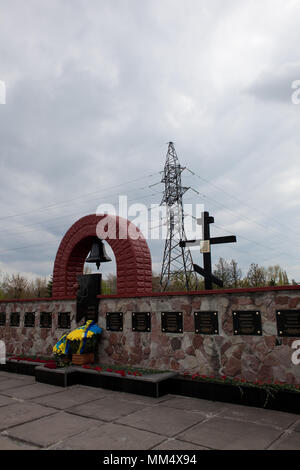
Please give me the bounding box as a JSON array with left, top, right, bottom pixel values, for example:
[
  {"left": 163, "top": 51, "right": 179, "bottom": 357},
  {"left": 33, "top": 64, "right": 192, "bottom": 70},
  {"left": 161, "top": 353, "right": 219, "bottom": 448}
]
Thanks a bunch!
[
  {"left": 0, "top": 259, "right": 295, "bottom": 299},
  {"left": 152, "top": 258, "right": 294, "bottom": 292}
]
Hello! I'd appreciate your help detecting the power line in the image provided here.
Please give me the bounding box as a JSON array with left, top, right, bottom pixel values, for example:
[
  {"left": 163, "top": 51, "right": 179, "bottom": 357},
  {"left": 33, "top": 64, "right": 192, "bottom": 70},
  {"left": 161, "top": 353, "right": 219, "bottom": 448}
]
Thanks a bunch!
[
  {"left": 187, "top": 167, "right": 300, "bottom": 243},
  {"left": 0, "top": 171, "right": 161, "bottom": 222},
  {"left": 0, "top": 185, "right": 162, "bottom": 238},
  {"left": 0, "top": 189, "right": 164, "bottom": 256}
]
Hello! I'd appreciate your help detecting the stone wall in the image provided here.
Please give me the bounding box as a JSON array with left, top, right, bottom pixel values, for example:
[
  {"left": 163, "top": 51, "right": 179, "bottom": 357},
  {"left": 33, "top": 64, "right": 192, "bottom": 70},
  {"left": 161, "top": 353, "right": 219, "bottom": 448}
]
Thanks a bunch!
[
  {"left": 0, "top": 298, "right": 76, "bottom": 357},
  {"left": 1, "top": 286, "right": 300, "bottom": 384}
]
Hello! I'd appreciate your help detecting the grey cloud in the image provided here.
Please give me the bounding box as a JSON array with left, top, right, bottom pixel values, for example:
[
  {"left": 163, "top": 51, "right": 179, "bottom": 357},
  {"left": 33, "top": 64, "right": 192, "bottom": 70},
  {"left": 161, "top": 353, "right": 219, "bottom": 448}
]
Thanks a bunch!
[{"left": 246, "top": 63, "right": 300, "bottom": 103}]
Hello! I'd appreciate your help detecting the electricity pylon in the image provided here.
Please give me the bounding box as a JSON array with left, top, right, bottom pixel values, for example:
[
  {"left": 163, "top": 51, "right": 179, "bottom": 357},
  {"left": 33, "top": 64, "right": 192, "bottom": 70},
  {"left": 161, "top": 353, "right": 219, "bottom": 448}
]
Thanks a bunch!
[{"left": 160, "top": 142, "right": 197, "bottom": 291}]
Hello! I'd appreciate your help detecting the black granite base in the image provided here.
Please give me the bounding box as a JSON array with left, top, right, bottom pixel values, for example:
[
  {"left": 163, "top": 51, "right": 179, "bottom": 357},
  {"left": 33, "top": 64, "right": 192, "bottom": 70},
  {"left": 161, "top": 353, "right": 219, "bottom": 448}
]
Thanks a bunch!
[
  {"left": 0, "top": 360, "right": 41, "bottom": 376},
  {"left": 168, "top": 376, "right": 300, "bottom": 414},
  {"left": 1, "top": 361, "right": 299, "bottom": 413},
  {"left": 34, "top": 366, "right": 176, "bottom": 398},
  {"left": 35, "top": 366, "right": 80, "bottom": 387}
]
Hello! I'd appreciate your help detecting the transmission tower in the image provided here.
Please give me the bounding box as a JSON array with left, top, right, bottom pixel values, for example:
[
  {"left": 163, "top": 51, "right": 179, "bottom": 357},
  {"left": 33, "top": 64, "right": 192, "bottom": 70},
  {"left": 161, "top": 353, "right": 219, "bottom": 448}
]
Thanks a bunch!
[{"left": 160, "top": 142, "right": 197, "bottom": 291}]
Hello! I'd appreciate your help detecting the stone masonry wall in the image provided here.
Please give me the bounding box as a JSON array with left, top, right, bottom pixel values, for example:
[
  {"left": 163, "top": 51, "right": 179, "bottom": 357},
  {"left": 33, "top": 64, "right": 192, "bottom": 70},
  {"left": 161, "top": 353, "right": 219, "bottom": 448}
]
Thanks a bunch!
[
  {"left": 1, "top": 287, "right": 300, "bottom": 384},
  {"left": 98, "top": 289, "right": 300, "bottom": 385},
  {"left": 0, "top": 299, "right": 76, "bottom": 357}
]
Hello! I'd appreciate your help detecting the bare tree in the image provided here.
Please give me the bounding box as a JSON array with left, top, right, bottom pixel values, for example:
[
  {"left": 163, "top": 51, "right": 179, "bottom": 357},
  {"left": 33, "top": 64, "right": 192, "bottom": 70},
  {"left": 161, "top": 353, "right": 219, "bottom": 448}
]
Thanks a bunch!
[
  {"left": 229, "top": 259, "right": 242, "bottom": 288},
  {"left": 264, "top": 265, "right": 289, "bottom": 286},
  {"left": 1, "top": 273, "right": 28, "bottom": 299},
  {"left": 213, "top": 258, "right": 232, "bottom": 288},
  {"left": 246, "top": 263, "right": 266, "bottom": 287}
]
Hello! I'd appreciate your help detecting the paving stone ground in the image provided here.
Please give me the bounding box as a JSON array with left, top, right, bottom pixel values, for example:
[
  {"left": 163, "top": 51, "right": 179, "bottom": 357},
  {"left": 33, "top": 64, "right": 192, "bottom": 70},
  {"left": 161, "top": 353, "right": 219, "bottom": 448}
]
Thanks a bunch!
[{"left": 0, "top": 371, "right": 299, "bottom": 450}]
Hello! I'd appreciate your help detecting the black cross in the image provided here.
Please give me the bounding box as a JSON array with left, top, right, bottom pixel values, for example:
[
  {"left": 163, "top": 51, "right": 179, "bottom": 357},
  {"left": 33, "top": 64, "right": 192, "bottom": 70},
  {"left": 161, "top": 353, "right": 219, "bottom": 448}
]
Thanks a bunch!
[{"left": 180, "top": 211, "right": 237, "bottom": 289}]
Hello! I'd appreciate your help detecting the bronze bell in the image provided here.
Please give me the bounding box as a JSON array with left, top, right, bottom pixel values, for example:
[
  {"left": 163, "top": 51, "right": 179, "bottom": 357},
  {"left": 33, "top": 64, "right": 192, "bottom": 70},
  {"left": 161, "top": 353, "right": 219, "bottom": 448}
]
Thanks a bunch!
[{"left": 86, "top": 239, "right": 112, "bottom": 270}]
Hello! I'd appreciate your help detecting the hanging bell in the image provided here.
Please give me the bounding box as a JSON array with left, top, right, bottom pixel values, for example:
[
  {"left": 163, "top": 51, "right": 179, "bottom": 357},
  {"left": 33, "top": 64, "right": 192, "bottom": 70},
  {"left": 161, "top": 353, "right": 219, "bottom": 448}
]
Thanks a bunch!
[{"left": 85, "top": 239, "right": 112, "bottom": 270}]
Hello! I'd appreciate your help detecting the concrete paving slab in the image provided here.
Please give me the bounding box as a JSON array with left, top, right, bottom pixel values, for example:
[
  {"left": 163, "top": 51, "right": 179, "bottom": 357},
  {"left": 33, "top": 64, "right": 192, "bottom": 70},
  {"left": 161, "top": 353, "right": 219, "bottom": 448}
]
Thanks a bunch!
[
  {"left": 0, "top": 371, "right": 299, "bottom": 451},
  {"left": 116, "top": 405, "right": 205, "bottom": 437},
  {"left": 2, "top": 382, "right": 64, "bottom": 399},
  {"left": 177, "top": 416, "right": 283, "bottom": 450},
  {"left": 268, "top": 432, "right": 300, "bottom": 449},
  {"left": 0, "top": 378, "right": 34, "bottom": 391},
  {"left": 292, "top": 421, "right": 300, "bottom": 433},
  {"left": 0, "top": 376, "right": 9, "bottom": 382},
  {"left": 0, "top": 372, "right": 35, "bottom": 382},
  {"left": 53, "top": 422, "right": 165, "bottom": 450},
  {"left": 106, "top": 391, "right": 172, "bottom": 405},
  {"left": 0, "top": 435, "right": 39, "bottom": 450},
  {"left": 153, "top": 438, "right": 209, "bottom": 450},
  {"left": 162, "top": 396, "right": 226, "bottom": 415},
  {"left": 68, "top": 397, "right": 150, "bottom": 422},
  {"left": 0, "top": 394, "right": 17, "bottom": 407},
  {"left": 219, "top": 403, "right": 299, "bottom": 429},
  {"left": 32, "top": 385, "right": 110, "bottom": 409},
  {"left": 5, "top": 411, "right": 103, "bottom": 448},
  {"left": 0, "top": 402, "right": 57, "bottom": 431}
]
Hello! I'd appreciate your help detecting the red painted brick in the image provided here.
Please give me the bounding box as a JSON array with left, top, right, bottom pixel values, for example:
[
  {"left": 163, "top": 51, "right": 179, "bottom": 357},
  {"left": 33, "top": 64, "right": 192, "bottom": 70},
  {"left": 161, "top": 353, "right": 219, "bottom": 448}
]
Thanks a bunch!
[{"left": 52, "top": 214, "right": 152, "bottom": 297}]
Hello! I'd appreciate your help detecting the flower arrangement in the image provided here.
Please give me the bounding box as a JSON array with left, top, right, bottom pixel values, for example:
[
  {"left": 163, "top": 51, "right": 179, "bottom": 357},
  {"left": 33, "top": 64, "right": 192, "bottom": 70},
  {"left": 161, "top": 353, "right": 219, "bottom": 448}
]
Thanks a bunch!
[
  {"left": 67, "top": 322, "right": 101, "bottom": 355},
  {"left": 52, "top": 320, "right": 102, "bottom": 366}
]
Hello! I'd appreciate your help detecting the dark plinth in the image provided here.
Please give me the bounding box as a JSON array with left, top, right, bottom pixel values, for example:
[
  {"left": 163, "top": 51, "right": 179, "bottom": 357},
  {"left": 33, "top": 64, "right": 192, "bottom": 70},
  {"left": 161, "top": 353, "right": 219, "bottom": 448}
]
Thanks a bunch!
[
  {"left": 58, "top": 312, "right": 71, "bottom": 329},
  {"left": 0, "top": 312, "right": 6, "bottom": 326},
  {"left": 132, "top": 312, "right": 151, "bottom": 332},
  {"left": 276, "top": 310, "right": 300, "bottom": 337},
  {"left": 194, "top": 311, "right": 219, "bottom": 335},
  {"left": 161, "top": 312, "right": 183, "bottom": 333},
  {"left": 40, "top": 312, "right": 52, "bottom": 328},
  {"left": 10, "top": 312, "right": 20, "bottom": 327},
  {"left": 232, "top": 310, "right": 262, "bottom": 336},
  {"left": 76, "top": 273, "right": 101, "bottom": 323},
  {"left": 24, "top": 312, "right": 35, "bottom": 328},
  {"left": 106, "top": 312, "right": 123, "bottom": 331}
]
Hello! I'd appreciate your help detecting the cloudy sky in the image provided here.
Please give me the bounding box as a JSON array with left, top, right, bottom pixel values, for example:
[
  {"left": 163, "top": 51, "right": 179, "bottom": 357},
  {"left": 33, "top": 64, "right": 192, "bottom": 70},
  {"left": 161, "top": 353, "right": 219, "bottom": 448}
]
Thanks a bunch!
[{"left": 0, "top": 0, "right": 300, "bottom": 283}]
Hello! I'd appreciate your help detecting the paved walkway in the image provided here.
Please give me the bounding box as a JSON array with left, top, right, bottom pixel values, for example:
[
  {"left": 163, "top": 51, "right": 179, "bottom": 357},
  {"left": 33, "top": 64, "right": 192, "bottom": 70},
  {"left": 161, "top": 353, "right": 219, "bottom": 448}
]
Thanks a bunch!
[{"left": 0, "top": 370, "right": 299, "bottom": 450}]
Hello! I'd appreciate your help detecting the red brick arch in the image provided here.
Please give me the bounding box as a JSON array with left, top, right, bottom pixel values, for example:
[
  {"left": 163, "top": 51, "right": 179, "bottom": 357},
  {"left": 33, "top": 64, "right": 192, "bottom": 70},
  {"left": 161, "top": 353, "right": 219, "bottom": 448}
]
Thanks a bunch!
[{"left": 52, "top": 214, "right": 152, "bottom": 297}]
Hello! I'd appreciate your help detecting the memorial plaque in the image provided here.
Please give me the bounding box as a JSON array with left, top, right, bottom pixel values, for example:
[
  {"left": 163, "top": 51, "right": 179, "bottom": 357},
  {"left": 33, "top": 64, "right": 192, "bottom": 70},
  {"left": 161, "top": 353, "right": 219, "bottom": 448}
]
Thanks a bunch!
[
  {"left": 24, "top": 312, "right": 35, "bottom": 328},
  {"left": 40, "top": 312, "right": 52, "bottom": 328},
  {"left": 161, "top": 312, "right": 183, "bottom": 333},
  {"left": 58, "top": 312, "right": 71, "bottom": 329},
  {"left": 10, "top": 312, "right": 20, "bottom": 327},
  {"left": 194, "top": 311, "right": 219, "bottom": 335},
  {"left": 276, "top": 310, "right": 300, "bottom": 337},
  {"left": 0, "top": 313, "right": 6, "bottom": 326},
  {"left": 76, "top": 274, "right": 101, "bottom": 323},
  {"left": 106, "top": 312, "right": 123, "bottom": 331},
  {"left": 132, "top": 312, "right": 151, "bottom": 332},
  {"left": 233, "top": 310, "right": 262, "bottom": 336}
]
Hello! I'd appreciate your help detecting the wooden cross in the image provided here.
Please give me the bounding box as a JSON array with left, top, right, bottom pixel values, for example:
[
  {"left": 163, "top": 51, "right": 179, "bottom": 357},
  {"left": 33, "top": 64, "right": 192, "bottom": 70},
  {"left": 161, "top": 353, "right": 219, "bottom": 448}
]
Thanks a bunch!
[{"left": 180, "top": 211, "right": 237, "bottom": 289}]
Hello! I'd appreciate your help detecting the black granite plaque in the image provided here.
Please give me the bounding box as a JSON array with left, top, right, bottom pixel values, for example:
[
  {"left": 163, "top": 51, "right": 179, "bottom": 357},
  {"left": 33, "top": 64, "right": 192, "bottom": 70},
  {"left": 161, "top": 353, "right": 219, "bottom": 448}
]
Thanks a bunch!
[
  {"left": 132, "top": 312, "right": 151, "bottom": 332},
  {"left": 161, "top": 312, "right": 183, "bottom": 333},
  {"left": 10, "top": 312, "right": 20, "bottom": 327},
  {"left": 24, "top": 312, "right": 35, "bottom": 328},
  {"left": 233, "top": 310, "right": 262, "bottom": 336},
  {"left": 58, "top": 312, "right": 71, "bottom": 329},
  {"left": 40, "top": 312, "right": 52, "bottom": 328},
  {"left": 106, "top": 312, "right": 123, "bottom": 331},
  {"left": 0, "top": 313, "right": 6, "bottom": 326},
  {"left": 76, "top": 274, "right": 101, "bottom": 323},
  {"left": 194, "top": 311, "right": 219, "bottom": 335},
  {"left": 276, "top": 310, "right": 300, "bottom": 337}
]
